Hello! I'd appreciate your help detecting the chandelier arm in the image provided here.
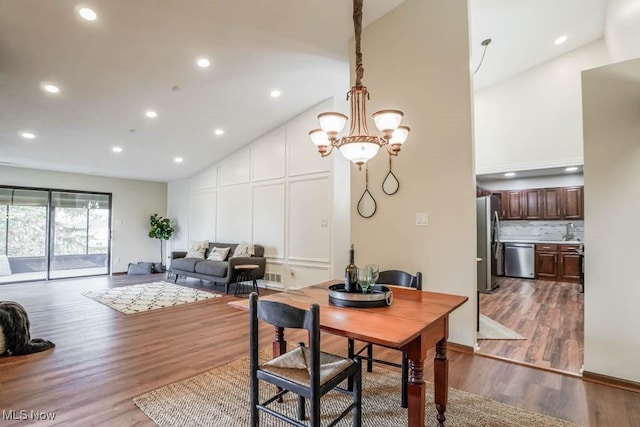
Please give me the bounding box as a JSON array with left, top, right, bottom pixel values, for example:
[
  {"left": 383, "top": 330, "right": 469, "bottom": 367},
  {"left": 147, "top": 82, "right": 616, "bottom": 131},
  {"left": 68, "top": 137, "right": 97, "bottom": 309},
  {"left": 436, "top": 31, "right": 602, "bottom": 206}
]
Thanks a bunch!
[
  {"left": 320, "top": 145, "right": 336, "bottom": 157},
  {"left": 353, "top": 0, "right": 364, "bottom": 87}
]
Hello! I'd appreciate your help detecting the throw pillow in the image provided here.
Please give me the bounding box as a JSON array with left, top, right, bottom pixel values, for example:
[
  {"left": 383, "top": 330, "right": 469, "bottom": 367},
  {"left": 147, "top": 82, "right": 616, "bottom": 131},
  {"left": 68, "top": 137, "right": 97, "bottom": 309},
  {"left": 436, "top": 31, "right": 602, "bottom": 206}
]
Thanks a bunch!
[
  {"left": 207, "top": 247, "right": 231, "bottom": 262},
  {"left": 186, "top": 240, "right": 208, "bottom": 259},
  {"left": 127, "top": 263, "right": 152, "bottom": 275},
  {"left": 151, "top": 262, "right": 164, "bottom": 273},
  {"left": 232, "top": 242, "right": 254, "bottom": 258}
]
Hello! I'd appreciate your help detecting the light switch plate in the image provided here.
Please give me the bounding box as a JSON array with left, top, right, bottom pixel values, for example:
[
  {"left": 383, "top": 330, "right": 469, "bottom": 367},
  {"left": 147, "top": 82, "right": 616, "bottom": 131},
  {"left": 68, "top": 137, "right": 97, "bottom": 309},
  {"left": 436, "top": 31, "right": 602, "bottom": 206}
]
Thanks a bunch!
[
  {"left": 416, "top": 213, "right": 428, "bottom": 226},
  {"left": 320, "top": 219, "right": 329, "bottom": 227}
]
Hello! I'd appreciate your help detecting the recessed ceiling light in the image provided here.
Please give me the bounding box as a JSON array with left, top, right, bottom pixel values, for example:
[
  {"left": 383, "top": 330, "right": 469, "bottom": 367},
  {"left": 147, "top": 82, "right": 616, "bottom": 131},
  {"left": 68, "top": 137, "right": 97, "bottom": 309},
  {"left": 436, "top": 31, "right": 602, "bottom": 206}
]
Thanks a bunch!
[
  {"left": 145, "top": 110, "right": 157, "bottom": 118},
  {"left": 174, "top": 157, "right": 183, "bottom": 163},
  {"left": 270, "top": 90, "right": 281, "bottom": 98},
  {"left": 20, "top": 132, "right": 36, "bottom": 139},
  {"left": 196, "top": 57, "right": 211, "bottom": 68},
  {"left": 504, "top": 172, "right": 516, "bottom": 177},
  {"left": 112, "top": 146, "right": 123, "bottom": 153},
  {"left": 565, "top": 166, "right": 578, "bottom": 172},
  {"left": 78, "top": 7, "right": 97, "bottom": 21},
  {"left": 42, "top": 83, "right": 60, "bottom": 94},
  {"left": 554, "top": 35, "right": 568, "bottom": 45},
  {"left": 214, "top": 129, "right": 224, "bottom": 136}
]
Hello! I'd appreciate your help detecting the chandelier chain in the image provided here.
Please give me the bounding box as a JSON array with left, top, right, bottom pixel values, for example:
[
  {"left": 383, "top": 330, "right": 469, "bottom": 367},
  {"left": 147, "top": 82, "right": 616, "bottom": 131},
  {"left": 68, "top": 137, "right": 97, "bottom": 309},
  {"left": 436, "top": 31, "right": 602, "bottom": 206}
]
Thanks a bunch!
[{"left": 353, "top": 0, "right": 364, "bottom": 87}]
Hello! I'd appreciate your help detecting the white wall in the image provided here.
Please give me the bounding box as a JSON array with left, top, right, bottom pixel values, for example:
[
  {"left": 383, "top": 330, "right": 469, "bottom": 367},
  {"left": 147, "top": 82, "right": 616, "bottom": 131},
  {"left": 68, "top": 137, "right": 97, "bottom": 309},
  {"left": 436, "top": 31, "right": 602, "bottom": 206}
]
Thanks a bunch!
[
  {"left": 350, "top": 0, "right": 476, "bottom": 347},
  {"left": 167, "top": 98, "right": 351, "bottom": 290},
  {"left": 582, "top": 58, "right": 640, "bottom": 383},
  {"left": 475, "top": 39, "right": 612, "bottom": 174},
  {"left": 0, "top": 166, "right": 167, "bottom": 273}
]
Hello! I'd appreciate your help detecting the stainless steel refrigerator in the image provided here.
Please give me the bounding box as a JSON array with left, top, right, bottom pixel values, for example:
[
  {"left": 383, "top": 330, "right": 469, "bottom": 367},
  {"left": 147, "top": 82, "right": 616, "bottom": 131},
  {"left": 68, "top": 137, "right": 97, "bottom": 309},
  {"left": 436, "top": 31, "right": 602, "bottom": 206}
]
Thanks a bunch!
[{"left": 477, "top": 195, "right": 503, "bottom": 293}]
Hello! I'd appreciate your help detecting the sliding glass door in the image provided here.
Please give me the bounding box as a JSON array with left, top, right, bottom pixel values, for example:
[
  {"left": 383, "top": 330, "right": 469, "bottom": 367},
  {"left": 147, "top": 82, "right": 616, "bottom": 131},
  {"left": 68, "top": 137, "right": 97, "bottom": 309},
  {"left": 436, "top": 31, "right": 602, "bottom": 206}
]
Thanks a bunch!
[
  {"left": 0, "top": 187, "right": 111, "bottom": 284},
  {"left": 49, "top": 192, "right": 110, "bottom": 279}
]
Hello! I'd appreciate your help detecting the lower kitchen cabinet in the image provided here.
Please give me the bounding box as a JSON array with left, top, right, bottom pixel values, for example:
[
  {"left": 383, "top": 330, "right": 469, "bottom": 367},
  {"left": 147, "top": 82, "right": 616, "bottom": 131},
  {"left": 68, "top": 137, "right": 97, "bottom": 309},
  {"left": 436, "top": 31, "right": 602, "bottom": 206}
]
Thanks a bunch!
[
  {"left": 535, "top": 244, "right": 580, "bottom": 283},
  {"left": 559, "top": 251, "right": 581, "bottom": 282}
]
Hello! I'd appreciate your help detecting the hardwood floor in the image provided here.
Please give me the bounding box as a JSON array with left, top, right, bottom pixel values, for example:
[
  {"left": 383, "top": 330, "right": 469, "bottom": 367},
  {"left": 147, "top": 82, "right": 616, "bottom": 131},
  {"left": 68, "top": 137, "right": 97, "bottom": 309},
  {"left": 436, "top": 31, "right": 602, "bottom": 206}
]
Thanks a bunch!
[
  {"left": 1, "top": 275, "right": 638, "bottom": 426},
  {"left": 478, "top": 276, "right": 584, "bottom": 374}
]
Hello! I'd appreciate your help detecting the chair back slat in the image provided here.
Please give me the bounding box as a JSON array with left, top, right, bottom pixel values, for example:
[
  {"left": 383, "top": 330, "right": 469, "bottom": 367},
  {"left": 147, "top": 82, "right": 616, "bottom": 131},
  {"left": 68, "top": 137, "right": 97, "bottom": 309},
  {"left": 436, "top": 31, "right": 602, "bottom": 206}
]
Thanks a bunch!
[
  {"left": 377, "top": 270, "right": 422, "bottom": 290},
  {"left": 256, "top": 299, "right": 316, "bottom": 331}
]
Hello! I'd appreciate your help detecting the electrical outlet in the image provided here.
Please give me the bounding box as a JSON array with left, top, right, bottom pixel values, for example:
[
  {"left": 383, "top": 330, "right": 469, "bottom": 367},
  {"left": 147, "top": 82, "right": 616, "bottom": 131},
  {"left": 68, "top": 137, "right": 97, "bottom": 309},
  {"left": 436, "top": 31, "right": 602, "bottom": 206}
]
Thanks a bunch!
[
  {"left": 114, "top": 257, "right": 120, "bottom": 264},
  {"left": 416, "top": 213, "right": 428, "bottom": 226}
]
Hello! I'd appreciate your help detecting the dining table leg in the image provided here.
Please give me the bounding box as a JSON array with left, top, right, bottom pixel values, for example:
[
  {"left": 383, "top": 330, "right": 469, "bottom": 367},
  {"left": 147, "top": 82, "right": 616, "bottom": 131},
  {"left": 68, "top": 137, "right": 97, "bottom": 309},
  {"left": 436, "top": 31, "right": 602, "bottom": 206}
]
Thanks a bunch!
[
  {"left": 434, "top": 338, "right": 449, "bottom": 426},
  {"left": 406, "top": 335, "right": 426, "bottom": 427}
]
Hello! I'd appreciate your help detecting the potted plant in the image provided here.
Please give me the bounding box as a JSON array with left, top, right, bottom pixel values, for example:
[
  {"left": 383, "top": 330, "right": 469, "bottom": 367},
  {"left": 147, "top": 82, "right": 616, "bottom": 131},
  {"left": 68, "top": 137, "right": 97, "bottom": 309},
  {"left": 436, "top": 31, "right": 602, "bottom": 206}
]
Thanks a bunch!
[{"left": 148, "top": 214, "right": 175, "bottom": 271}]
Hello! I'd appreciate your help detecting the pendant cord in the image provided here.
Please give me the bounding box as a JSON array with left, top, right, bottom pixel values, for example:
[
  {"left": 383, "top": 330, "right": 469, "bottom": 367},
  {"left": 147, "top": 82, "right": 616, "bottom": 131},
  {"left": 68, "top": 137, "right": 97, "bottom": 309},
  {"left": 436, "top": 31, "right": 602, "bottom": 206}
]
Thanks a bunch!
[
  {"left": 365, "top": 163, "right": 369, "bottom": 189},
  {"left": 353, "top": 0, "right": 364, "bottom": 87}
]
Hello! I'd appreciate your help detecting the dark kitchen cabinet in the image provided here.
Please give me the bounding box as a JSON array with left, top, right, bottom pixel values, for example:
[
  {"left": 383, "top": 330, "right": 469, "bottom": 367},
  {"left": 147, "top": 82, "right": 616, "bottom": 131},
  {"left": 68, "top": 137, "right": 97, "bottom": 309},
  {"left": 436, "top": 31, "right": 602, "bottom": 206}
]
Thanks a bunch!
[
  {"left": 505, "top": 190, "right": 523, "bottom": 219},
  {"left": 535, "top": 244, "right": 580, "bottom": 283},
  {"left": 522, "top": 189, "right": 543, "bottom": 219},
  {"left": 535, "top": 244, "right": 558, "bottom": 280},
  {"left": 562, "top": 187, "right": 583, "bottom": 219},
  {"left": 497, "top": 186, "right": 584, "bottom": 221},
  {"left": 542, "top": 188, "right": 563, "bottom": 219},
  {"left": 559, "top": 245, "right": 581, "bottom": 282}
]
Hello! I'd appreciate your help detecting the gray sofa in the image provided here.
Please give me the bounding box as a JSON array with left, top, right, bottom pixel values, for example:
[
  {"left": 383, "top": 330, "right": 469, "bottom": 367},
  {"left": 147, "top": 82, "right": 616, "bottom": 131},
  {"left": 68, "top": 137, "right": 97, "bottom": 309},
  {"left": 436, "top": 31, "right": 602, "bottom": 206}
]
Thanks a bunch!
[{"left": 170, "top": 242, "right": 266, "bottom": 294}]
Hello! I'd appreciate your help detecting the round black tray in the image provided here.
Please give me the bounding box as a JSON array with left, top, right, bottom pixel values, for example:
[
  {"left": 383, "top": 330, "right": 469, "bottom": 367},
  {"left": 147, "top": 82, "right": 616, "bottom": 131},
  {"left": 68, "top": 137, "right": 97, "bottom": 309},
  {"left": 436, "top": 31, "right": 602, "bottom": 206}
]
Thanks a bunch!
[{"left": 328, "top": 284, "right": 393, "bottom": 308}]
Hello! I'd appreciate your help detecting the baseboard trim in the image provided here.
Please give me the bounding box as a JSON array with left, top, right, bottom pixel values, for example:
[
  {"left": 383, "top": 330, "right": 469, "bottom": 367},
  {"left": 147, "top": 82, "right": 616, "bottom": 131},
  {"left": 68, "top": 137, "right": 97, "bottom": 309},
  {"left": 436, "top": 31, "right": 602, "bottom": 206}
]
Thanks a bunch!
[
  {"left": 448, "top": 342, "right": 474, "bottom": 355},
  {"left": 475, "top": 351, "right": 581, "bottom": 378},
  {"left": 583, "top": 371, "right": 640, "bottom": 393},
  {"left": 112, "top": 271, "right": 127, "bottom": 276}
]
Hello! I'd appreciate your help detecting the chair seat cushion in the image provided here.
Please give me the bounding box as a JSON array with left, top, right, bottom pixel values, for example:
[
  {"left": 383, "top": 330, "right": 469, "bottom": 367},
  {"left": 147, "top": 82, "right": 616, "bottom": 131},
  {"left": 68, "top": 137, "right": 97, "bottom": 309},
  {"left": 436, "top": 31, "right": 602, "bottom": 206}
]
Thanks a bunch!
[
  {"left": 194, "top": 260, "right": 228, "bottom": 277},
  {"left": 261, "top": 346, "right": 353, "bottom": 387},
  {"left": 170, "top": 258, "right": 200, "bottom": 273}
]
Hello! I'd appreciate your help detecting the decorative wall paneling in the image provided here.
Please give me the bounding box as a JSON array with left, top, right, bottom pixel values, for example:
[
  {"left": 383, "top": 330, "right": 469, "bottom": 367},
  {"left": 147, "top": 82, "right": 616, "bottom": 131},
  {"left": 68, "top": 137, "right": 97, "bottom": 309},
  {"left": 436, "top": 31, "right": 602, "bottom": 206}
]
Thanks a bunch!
[
  {"left": 218, "top": 147, "right": 251, "bottom": 186},
  {"left": 251, "top": 127, "right": 286, "bottom": 182},
  {"left": 252, "top": 183, "right": 285, "bottom": 259},
  {"left": 188, "top": 189, "right": 217, "bottom": 242},
  {"left": 287, "top": 176, "right": 331, "bottom": 263},
  {"left": 216, "top": 185, "right": 252, "bottom": 243}
]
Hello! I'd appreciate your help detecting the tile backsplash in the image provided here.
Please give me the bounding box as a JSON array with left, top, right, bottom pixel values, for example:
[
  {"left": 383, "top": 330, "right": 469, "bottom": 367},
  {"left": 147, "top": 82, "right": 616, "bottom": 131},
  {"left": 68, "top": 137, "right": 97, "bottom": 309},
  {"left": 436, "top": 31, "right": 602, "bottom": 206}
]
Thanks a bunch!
[{"left": 500, "top": 220, "right": 584, "bottom": 241}]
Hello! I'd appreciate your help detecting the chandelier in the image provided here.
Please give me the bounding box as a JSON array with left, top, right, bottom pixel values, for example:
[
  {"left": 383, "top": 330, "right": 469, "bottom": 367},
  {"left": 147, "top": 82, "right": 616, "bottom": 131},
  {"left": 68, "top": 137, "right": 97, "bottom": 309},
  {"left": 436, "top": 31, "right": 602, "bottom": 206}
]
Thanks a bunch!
[{"left": 308, "top": 0, "right": 410, "bottom": 170}]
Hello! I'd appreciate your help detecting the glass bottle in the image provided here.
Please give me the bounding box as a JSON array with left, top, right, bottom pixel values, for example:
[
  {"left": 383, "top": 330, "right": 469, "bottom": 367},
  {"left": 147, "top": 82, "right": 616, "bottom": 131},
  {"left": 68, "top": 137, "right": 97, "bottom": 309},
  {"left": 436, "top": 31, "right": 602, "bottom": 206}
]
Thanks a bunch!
[{"left": 345, "top": 244, "right": 358, "bottom": 292}]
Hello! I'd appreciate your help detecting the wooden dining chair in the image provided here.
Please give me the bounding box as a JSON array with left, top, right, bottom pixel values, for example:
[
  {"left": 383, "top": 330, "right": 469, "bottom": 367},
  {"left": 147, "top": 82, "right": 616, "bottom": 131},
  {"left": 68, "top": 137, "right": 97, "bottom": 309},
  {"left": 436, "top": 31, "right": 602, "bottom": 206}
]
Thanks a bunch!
[
  {"left": 348, "top": 270, "right": 422, "bottom": 409},
  {"left": 249, "top": 293, "right": 362, "bottom": 427}
]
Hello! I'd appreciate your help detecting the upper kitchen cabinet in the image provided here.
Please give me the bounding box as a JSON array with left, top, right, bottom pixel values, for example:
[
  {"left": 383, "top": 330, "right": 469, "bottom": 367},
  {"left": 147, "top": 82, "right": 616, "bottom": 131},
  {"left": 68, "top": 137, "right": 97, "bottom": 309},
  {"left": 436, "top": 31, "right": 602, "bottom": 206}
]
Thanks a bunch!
[
  {"left": 562, "top": 186, "right": 584, "bottom": 219},
  {"left": 521, "top": 189, "right": 543, "bottom": 220},
  {"left": 495, "top": 186, "right": 584, "bottom": 220},
  {"left": 542, "top": 186, "right": 583, "bottom": 220},
  {"left": 504, "top": 190, "right": 523, "bottom": 219},
  {"left": 498, "top": 189, "right": 542, "bottom": 220}
]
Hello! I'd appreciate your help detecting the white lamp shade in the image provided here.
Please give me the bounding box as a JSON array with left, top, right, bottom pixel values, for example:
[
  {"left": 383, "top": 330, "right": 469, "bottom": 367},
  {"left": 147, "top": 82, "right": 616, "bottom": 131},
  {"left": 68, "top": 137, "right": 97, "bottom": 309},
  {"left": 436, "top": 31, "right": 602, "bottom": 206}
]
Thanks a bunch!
[
  {"left": 318, "top": 112, "right": 348, "bottom": 134},
  {"left": 338, "top": 142, "right": 380, "bottom": 165},
  {"left": 309, "top": 129, "right": 329, "bottom": 147},
  {"left": 390, "top": 126, "right": 410, "bottom": 145},
  {"left": 372, "top": 109, "right": 403, "bottom": 132}
]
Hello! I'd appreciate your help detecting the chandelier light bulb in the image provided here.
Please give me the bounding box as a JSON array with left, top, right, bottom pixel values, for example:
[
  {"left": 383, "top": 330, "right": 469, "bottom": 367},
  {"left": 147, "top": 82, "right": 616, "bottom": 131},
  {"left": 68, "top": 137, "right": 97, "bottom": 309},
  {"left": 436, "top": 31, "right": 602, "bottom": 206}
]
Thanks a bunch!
[
  {"left": 309, "top": 129, "right": 329, "bottom": 147},
  {"left": 318, "top": 112, "right": 348, "bottom": 137},
  {"left": 390, "top": 126, "right": 410, "bottom": 146},
  {"left": 372, "top": 110, "right": 404, "bottom": 137}
]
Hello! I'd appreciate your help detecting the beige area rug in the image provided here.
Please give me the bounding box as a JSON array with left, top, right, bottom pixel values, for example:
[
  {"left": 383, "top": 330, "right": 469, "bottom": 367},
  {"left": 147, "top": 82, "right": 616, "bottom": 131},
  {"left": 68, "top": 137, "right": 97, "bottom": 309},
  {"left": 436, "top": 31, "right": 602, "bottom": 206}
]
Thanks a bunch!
[
  {"left": 82, "top": 281, "right": 220, "bottom": 314},
  {"left": 478, "top": 315, "right": 526, "bottom": 340},
  {"left": 134, "top": 352, "right": 579, "bottom": 427}
]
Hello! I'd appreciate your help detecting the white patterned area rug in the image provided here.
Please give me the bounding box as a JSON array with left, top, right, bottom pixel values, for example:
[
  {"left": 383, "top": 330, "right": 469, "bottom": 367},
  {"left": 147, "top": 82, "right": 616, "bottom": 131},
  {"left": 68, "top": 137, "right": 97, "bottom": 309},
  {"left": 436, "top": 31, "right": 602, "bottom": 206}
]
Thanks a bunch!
[{"left": 83, "top": 281, "right": 221, "bottom": 315}]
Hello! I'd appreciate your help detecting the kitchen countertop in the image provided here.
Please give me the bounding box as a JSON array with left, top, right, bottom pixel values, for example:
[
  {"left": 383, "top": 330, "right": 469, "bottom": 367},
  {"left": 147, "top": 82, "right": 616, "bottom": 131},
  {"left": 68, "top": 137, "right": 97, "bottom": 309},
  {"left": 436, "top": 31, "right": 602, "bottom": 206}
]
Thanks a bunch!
[{"left": 501, "top": 239, "right": 582, "bottom": 245}]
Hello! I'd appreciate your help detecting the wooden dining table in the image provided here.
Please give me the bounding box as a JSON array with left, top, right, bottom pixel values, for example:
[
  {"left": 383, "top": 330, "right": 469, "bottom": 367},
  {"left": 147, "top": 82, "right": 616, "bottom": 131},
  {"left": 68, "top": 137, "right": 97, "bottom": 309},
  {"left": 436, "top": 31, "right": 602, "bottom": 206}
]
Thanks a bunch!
[{"left": 229, "top": 280, "right": 468, "bottom": 427}]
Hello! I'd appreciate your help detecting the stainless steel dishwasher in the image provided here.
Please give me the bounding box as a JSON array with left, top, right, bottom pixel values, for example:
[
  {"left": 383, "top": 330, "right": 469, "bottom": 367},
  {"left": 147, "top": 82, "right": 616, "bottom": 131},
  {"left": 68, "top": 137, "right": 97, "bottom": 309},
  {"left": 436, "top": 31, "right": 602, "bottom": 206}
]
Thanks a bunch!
[{"left": 504, "top": 243, "right": 535, "bottom": 278}]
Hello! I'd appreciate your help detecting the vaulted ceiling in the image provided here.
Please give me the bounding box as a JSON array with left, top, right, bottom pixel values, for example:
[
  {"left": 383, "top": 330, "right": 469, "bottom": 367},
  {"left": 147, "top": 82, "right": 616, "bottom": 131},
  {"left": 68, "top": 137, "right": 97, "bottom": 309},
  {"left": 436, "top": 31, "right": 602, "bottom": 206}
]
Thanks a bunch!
[{"left": 1, "top": 0, "right": 634, "bottom": 182}]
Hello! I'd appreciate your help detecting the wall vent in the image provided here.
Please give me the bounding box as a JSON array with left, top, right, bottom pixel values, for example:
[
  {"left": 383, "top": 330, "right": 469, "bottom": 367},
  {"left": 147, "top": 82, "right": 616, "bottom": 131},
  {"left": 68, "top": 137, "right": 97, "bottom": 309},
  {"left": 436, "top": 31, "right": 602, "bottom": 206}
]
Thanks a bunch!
[{"left": 265, "top": 273, "right": 282, "bottom": 283}]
